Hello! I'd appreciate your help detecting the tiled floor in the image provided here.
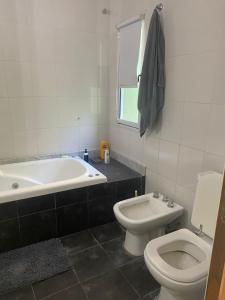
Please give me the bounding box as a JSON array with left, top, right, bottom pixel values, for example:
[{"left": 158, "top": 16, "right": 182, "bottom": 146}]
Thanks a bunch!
[{"left": 0, "top": 222, "right": 160, "bottom": 300}]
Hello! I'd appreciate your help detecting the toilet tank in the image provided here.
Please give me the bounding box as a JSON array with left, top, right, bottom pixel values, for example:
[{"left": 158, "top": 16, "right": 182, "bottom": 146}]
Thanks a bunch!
[{"left": 191, "top": 172, "right": 223, "bottom": 239}]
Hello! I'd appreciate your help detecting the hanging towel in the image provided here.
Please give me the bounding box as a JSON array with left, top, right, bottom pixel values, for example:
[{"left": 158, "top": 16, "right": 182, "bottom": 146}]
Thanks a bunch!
[{"left": 138, "top": 8, "right": 165, "bottom": 137}]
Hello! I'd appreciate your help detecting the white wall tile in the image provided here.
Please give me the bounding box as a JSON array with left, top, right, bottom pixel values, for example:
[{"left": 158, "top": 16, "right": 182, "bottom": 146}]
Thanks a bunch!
[
  {"left": 158, "top": 140, "right": 179, "bottom": 182},
  {"left": 5, "top": 62, "right": 33, "bottom": 97},
  {"left": 13, "top": 131, "right": 38, "bottom": 158},
  {"left": 32, "top": 63, "right": 56, "bottom": 97},
  {"left": 79, "top": 125, "right": 99, "bottom": 150},
  {"left": 184, "top": 52, "right": 216, "bottom": 103},
  {"left": 165, "top": 57, "right": 187, "bottom": 102},
  {"left": 37, "top": 128, "right": 62, "bottom": 155},
  {"left": 175, "top": 185, "right": 195, "bottom": 228},
  {"left": 177, "top": 146, "right": 203, "bottom": 190},
  {"left": 212, "top": 49, "right": 225, "bottom": 104},
  {"left": 160, "top": 100, "right": 183, "bottom": 143},
  {"left": 34, "top": 98, "right": 60, "bottom": 129},
  {"left": 144, "top": 136, "right": 159, "bottom": 172},
  {"left": 202, "top": 152, "right": 225, "bottom": 174},
  {"left": 0, "top": 0, "right": 109, "bottom": 160},
  {"left": 33, "top": 29, "right": 55, "bottom": 62},
  {"left": 0, "top": 130, "right": 14, "bottom": 158},
  {"left": 57, "top": 98, "right": 81, "bottom": 128},
  {"left": 206, "top": 105, "right": 225, "bottom": 156},
  {"left": 10, "top": 98, "right": 37, "bottom": 131},
  {"left": 0, "top": 63, "right": 8, "bottom": 97},
  {"left": 128, "top": 129, "right": 145, "bottom": 165},
  {"left": 181, "top": 103, "right": 210, "bottom": 150},
  {"left": 0, "top": 99, "right": 12, "bottom": 129},
  {"left": 58, "top": 127, "right": 80, "bottom": 153},
  {"left": 146, "top": 169, "right": 176, "bottom": 199}
]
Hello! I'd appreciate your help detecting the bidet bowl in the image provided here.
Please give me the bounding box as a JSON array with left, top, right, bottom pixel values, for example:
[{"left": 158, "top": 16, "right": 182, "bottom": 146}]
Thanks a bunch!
[{"left": 113, "top": 193, "right": 184, "bottom": 256}]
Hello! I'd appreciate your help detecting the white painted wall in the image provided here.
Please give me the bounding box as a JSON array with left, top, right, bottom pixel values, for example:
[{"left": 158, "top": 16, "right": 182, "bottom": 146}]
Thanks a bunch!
[
  {"left": 0, "top": 0, "right": 109, "bottom": 159},
  {"left": 108, "top": 0, "right": 225, "bottom": 226}
]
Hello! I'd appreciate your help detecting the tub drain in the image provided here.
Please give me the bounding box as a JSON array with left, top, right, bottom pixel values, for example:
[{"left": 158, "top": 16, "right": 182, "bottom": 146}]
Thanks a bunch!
[{"left": 12, "top": 182, "right": 19, "bottom": 189}]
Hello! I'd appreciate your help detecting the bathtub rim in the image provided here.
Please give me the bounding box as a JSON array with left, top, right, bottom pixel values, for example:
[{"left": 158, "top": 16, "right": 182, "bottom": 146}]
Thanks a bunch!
[{"left": 0, "top": 157, "right": 107, "bottom": 203}]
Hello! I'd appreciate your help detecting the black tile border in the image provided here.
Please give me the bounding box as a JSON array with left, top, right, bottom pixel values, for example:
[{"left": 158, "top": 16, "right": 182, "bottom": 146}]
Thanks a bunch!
[{"left": 0, "top": 176, "right": 145, "bottom": 252}]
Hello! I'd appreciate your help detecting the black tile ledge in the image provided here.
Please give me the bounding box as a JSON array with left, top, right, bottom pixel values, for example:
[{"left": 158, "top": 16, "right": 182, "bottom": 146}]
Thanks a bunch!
[{"left": 89, "top": 158, "right": 143, "bottom": 183}]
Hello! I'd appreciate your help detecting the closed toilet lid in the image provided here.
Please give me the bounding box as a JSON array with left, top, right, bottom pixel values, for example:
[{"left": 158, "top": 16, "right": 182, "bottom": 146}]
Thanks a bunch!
[{"left": 144, "top": 229, "right": 212, "bottom": 283}]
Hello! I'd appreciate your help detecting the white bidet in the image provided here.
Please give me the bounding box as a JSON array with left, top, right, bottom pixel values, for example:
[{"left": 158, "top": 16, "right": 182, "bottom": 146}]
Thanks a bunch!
[{"left": 113, "top": 193, "right": 184, "bottom": 256}]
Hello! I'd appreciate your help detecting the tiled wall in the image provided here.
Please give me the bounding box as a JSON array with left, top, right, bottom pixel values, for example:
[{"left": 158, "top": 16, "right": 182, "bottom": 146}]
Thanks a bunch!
[
  {"left": 0, "top": 0, "right": 109, "bottom": 160},
  {"left": 108, "top": 0, "right": 225, "bottom": 227}
]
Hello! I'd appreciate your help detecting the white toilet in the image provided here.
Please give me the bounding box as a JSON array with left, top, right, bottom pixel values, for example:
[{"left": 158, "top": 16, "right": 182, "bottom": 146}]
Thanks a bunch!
[
  {"left": 144, "top": 172, "right": 223, "bottom": 300},
  {"left": 113, "top": 193, "right": 184, "bottom": 256}
]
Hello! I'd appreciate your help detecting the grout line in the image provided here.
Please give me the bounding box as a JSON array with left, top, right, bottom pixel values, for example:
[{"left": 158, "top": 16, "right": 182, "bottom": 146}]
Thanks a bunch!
[
  {"left": 67, "top": 243, "right": 99, "bottom": 256},
  {"left": 79, "top": 283, "right": 91, "bottom": 300},
  {"left": 31, "top": 285, "right": 37, "bottom": 300},
  {"left": 117, "top": 265, "right": 141, "bottom": 299},
  {"left": 38, "top": 284, "right": 78, "bottom": 300},
  {"left": 72, "top": 268, "right": 80, "bottom": 284}
]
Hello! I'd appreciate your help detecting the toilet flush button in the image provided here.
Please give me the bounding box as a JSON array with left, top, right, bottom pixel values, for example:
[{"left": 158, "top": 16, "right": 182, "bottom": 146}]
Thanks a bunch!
[{"left": 88, "top": 174, "right": 94, "bottom": 177}]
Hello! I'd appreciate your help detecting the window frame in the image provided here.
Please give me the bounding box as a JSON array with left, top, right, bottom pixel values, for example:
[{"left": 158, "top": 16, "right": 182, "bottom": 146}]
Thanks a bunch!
[
  {"left": 116, "top": 87, "right": 140, "bottom": 129},
  {"left": 116, "top": 16, "right": 144, "bottom": 129}
]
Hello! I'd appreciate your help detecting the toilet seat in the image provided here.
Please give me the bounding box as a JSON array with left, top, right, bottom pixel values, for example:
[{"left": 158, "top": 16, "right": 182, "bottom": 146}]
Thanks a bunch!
[{"left": 144, "top": 229, "right": 212, "bottom": 284}]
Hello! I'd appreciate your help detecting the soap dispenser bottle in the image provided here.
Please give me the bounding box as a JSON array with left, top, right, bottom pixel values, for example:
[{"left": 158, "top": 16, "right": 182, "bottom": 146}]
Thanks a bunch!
[
  {"left": 104, "top": 147, "right": 110, "bottom": 164},
  {"left": 83, "top": 149, "right": 89, "bottom": 162}
]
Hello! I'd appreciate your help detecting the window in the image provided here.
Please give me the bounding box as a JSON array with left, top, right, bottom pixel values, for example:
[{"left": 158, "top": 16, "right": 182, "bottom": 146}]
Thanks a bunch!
[
  {"left": 117, "top": 17, "right": 143, "bottom": 127},
  {"left": 119, "top": 87, "right": 139, "bottom": 124}
]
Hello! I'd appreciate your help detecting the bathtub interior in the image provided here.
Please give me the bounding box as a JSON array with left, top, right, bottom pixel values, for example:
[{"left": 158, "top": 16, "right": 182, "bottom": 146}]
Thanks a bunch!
[
  {"left": 0, "top": 158, "right": 88, "bottom": 185},
  {"left": 0, "top": 175, "right": 42, "bottom": 193}
]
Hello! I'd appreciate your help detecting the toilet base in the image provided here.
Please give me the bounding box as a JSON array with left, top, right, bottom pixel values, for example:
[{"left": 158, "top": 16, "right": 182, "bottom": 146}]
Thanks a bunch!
[
  {"left": 124, "top": 228, "right": 164, "bottom": 256},
  {"left": 158, "top": 287, "right": 205, "bottom": 300}
]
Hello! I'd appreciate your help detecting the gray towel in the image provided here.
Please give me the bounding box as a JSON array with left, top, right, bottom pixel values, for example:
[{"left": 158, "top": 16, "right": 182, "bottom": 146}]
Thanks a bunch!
[{"left": 138, "top": 9, "right": 165, "bottom": 137}]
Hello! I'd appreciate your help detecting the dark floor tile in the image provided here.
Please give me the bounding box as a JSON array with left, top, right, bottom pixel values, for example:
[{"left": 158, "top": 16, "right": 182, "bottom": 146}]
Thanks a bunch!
[
  {"left": 33, "top": 270, "right": 77, "bottom": 299},
  {"left": 82, "top": 269, "right": 138, "bottom": 300},
  {"left": 0, "top": 218, "right": 21, "bottom": 252},
  {"left": 56, "top": 203, "right": 88, "bottom": 236},
  {"left": 44, "top": 284, "right": 87, "bottom": 300},
  {"left": 0, "top": 286, "right": 34, "bottom": 300},
  {"left": 102, "top": 238, "right": 136, "bottom": 267},
  {"left": 143, "top": 289, "right": 160, "bottom": 299},
  {"left": 61, "top": 230, "right": 97, "bottom": 254},
  {"left": 20, "top": 210, "right": 56, "bottom": 246},
  {"left": 120, "top": 259, "right": 160, "bottom": 297},
  {"left": 89, "top": 222, "right": 124, "bottom": 243},
  {"left": 69, "top": 245, "right": 114, "bottom": 282}
]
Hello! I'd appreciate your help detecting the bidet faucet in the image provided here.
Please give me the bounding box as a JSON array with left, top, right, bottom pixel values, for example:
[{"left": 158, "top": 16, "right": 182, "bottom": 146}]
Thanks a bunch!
[
  {"left": 167, "top": 199, "right": 174, "bottom": 208},
  {"left": 162, "top": 195, "right": 169, "bottom": 202}
]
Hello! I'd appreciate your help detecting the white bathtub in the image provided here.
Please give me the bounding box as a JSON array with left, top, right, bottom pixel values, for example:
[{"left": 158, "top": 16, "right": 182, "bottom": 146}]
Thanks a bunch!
[{"left": 0, "top": 157, "right": 107, "bottom": 203}]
